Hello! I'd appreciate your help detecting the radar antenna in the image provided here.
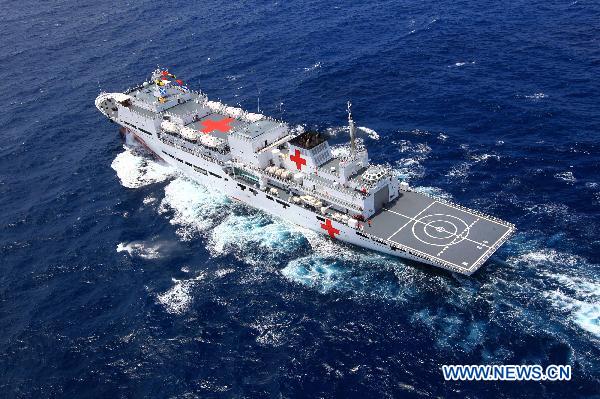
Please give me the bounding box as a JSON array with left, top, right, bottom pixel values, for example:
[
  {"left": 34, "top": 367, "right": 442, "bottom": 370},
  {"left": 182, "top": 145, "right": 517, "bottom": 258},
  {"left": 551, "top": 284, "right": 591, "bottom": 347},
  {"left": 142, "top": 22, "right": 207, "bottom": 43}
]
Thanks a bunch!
[{"left": 347, "top": 101, "right": 356, "bottom": 155}]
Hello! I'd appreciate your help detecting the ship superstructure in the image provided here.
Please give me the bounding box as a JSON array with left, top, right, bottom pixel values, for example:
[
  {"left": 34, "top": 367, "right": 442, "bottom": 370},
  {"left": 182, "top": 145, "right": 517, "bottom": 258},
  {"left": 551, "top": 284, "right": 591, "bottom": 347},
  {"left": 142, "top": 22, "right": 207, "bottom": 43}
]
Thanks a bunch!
[{"left": 96, "top": 69, "right": 515, "bottom": 275}]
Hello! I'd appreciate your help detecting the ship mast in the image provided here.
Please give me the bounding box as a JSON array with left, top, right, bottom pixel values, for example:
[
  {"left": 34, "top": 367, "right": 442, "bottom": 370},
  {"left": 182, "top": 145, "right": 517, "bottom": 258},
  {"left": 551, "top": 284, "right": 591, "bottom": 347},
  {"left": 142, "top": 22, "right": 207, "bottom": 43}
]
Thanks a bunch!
[{"left": 347, "top": 101, "right": 356, "bottom": 156}]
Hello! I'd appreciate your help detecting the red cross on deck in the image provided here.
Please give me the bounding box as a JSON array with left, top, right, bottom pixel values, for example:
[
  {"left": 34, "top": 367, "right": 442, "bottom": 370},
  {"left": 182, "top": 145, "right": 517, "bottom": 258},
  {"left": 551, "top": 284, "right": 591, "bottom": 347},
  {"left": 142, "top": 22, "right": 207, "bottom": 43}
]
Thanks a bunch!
[
  {"left": 200, "top": 117, "right": 235, "bottom": 133},
  {"left": 320, "top": 219, "right": 340, "bottom": 238},
  {"left": 289, "top": 149, "right": 307, "bottom": 170}
]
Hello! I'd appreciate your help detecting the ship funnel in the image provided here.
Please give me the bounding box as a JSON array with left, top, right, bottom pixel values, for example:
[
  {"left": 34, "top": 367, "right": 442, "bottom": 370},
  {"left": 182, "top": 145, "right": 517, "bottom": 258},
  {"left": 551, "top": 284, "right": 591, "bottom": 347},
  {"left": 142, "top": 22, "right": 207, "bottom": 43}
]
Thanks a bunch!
[{"left": 347, "top": 101, "right": 356, "bottom": 155}]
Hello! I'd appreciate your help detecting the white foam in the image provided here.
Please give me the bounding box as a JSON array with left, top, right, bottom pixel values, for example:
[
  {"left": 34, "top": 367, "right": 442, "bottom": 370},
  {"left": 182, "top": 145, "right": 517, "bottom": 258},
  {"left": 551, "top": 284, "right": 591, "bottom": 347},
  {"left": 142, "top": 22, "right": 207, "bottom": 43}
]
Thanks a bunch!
[
  {"left": 281, "top": 257, "right": 342, "bottom": 292},
  {"left": 544, "top": 289, "right": 600, "bottom": 337},
  {"left": 390, "top": 139, "right": 431, "bottom": 181},
  {"left": 525, "top": 92, "right": 547, "bottom": 99},
  {"left": 554, "top": 171, "right": 576, "bottom": 183},
  {"left": 510, "top": 249, "right": 600, "bottom": 337},
  {"left": 280, "top": 227, "right": 405, "bottom": 295},
  {"left": 111, "top": 146, "right": 174, "bottom": 188},
  {"left": 469, "top": 153, "right": 500, "bottom": 162},
  {"left": 446, "top": 162, "right": 471, "bottom": 179},
  {"left": 357, "top": 126, "right": 380, "bottom": 140},
  {"left": 303, "top": 61, "right": 322, "bottom": 72},
  {"left": 156, "top": 273, "right": 206, "bottom": 314},
  {"left": 510, "top": 248, "right": 581, "bottom": 268},
  {"left": 445, "top": 151, "right": 499, "bottom": 181},
  {"left": 249, "top": 312, "right": 291, "bottom": 346},
  {"left": 159, "top": 177, "right": 229, "bottom": 240},
  {"left": 412, "top": 186, "right": 453, "bottom": 201},
  {"left": 225, "top": 74, "right": 243, "bottom": 81},
  {"left": 524, "top": 202, "right": 569, "bottom": 217},
  {"left": 117, "top": 241, "right": 162, "bottom": 259},
  {"left": 326, "top": 125, "right": 379, "bottom": 140},
  {"left": 207, "top": 214, "right": 306, "bottom": 266},
  {"left": 450, "top": 61, "right": 475, "bottom": 67},
  {"left": 215, "top": 268, "right": 235, "bottom": 278}
]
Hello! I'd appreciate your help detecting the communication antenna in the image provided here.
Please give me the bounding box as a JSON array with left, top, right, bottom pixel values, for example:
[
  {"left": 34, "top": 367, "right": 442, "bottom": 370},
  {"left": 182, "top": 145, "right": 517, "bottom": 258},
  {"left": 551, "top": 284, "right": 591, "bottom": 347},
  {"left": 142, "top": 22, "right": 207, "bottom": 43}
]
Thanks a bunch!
[
  {"left": 255, "top": 77, "right": 261, "bottom": 113},
  {"left": 347, "top": 101, "right": 356, "bottom": 155}
]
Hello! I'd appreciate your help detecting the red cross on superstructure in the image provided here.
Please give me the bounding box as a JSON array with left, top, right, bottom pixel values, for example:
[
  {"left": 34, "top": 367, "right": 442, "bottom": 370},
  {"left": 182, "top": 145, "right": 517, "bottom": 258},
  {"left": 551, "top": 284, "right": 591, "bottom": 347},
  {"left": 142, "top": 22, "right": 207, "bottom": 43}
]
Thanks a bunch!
[
  {"left": 289, "top": 149, "right": 307, "bottom": 170},
  {"left": 320, "top": 219, "right": 340, "bottom": 238},
  {"left": 200, "top": 117, "right": 235, "bottom": 133}
]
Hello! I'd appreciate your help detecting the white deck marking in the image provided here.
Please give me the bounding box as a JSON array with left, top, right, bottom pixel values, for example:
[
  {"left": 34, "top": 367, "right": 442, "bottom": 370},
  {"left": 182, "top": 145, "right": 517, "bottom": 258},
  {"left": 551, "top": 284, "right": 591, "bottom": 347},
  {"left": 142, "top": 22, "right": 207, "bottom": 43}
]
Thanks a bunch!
[
  {"left": 434, "top": 199, "right": 510, "bottom": 228},
  {"left": 467, "top": 224, "right": 515, "bottom": 272},
  {"left": 386, "top": 201, "right": 436, "bottom": 240},
  {"left": 376, "top": 201, "right": 514, "bottom": 273},
  {"left": 384, "top": 207, "right": 490, "bottom": 248},
  {"left": 436, "top": 218, "right": 479, "bottom": 257}
]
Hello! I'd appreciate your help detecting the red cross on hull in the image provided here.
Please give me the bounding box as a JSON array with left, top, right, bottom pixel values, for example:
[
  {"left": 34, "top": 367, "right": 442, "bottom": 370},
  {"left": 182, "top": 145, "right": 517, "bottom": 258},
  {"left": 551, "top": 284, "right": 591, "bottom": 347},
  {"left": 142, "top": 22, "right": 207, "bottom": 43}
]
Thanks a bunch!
[
  {"left": 320, "top": 219, "right": 340, "bottom": 238},
  {"left": 290, "top": 149, "right": 307, "bottom": 170},
  {"left": 200, "top": 117, "right": 235, "bottom": 133}
]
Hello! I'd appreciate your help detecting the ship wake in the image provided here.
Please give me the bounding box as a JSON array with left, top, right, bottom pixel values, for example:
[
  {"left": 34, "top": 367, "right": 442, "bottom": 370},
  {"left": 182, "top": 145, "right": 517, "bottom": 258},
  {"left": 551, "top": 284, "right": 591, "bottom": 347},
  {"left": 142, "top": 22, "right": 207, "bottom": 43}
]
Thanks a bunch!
[{"left": 111, "top": 144, "right": 600, "bottom": 351}]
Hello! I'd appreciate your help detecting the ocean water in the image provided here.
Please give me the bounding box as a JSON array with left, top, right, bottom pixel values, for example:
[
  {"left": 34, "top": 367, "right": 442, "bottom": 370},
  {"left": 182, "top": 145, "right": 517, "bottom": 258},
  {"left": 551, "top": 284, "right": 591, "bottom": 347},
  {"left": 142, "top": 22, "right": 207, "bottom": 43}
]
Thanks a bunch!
[{"left": 1, "top": 0, "right": 599, "bottom": 397}]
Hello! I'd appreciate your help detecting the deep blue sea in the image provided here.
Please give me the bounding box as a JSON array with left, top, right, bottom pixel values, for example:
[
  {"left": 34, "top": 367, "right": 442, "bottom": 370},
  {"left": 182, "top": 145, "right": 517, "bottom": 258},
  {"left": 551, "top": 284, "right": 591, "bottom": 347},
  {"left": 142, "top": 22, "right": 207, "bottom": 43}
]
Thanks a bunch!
[{"left": 1, "top": 0, "right": 599, "bottom": 397}]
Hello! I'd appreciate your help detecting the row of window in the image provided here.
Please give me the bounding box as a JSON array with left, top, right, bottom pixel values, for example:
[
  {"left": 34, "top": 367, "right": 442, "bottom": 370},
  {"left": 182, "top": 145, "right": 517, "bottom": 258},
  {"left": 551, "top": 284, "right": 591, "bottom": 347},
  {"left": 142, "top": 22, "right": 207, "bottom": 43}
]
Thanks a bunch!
[
  {"left": 162, "top": 150, "right": 221, "bottom": 178},
  {"left": 123, "top": 121, "right": 151, "bottom": 135},
  {"left": 237, "top": 183, "right": 258, "bottom": 196}
]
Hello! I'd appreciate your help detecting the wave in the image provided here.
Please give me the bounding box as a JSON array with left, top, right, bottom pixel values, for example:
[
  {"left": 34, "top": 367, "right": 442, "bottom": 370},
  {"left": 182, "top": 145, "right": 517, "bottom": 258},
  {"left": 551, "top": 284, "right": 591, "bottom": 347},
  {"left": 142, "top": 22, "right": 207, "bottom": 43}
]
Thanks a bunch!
[
  {"left": 117, "top": 239, "right": 179, "bottom": 260},
  {"left": 509, "top": 249, "right": 600, "bottom": 338},
  {"left": 446, "top": 151, "right": 500, "bottom": 181},
  {"left": 554, "top": 171, "right": 576, "bottom": 183},
  {"left": 469, "top": 153, "right": 500, "bottom": 162},
  {"left": 225, "top": 73, "right": 244, "bottom": 81},
  {"left": 158, "top": 177, "right": 230, "bottom": 241},
  {"left": 446, "top": 162, "right": 471, "bottom": 180},
  {"left": 449, "top": 61, "right": 476, "bottom": 67},
  {"left": 207, "top": 213, "right": 307, "bottom": 266},
  {"left": 247, "top": 311, "right": 294, "bottom": 346},
  {"left": 156, "top": 273, "right": 206, "bottom": 314},
  {"left": 281, "top": 227, "right": 418, "bottom": 298},
  {"left": 117, "top": 241, "right": 161, "bottom": 259},
  {"left": 412, "top": 186, "right": 453, "bottom": 201},
  {"left": 303, "top": 61, "right": 322, "bottom": 72},
  {"left": 325, "top": 125, "right": 380, "bottom": 141},
  {"left": 358, "top": 126, "right": 380, "bottom": 140},
  {"left": 143, "top": 196, "right": 157, "bottom": 205},
  {"left": 110, "top": 138, "right": 599, "bottom": 345},
  {"left": 544, "top": 281, "right": 600, "bottom": 338},
  {"left": 524, "top": 92, "right": 547, "bottom": 99},
  {"left": 111, "top": 145, "right": 175, "bottom": 188},
  {"left": 390, "top": 139, "right": 432, "bottom": 181}
]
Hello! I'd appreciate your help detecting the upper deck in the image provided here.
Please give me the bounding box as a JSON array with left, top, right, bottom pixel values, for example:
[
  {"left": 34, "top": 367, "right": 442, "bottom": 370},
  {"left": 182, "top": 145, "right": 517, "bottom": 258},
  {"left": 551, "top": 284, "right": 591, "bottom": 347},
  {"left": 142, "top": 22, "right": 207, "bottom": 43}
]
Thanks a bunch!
[
  {"left": 97, "top": 69, "right": 515, "bottom": 275},
  {"left": 362, "top": 190, "right": 514, "bottom": 274}
]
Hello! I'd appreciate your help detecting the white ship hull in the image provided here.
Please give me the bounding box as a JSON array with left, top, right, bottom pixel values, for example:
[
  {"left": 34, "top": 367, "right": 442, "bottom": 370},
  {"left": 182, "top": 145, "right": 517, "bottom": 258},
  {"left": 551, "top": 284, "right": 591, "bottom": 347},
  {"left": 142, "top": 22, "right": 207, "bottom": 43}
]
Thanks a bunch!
[
  {"left": 97, "top": 69, "right": 514, "bottom": 275},
  {"left": 128, "top": 128, "right": 434, "bottom": 267}
]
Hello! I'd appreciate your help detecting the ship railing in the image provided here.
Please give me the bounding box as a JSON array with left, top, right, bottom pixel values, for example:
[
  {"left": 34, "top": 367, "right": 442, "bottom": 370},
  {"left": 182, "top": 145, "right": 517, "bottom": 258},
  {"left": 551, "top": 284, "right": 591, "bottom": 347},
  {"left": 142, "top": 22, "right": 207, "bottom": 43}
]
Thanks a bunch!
[
  {"left": 237, "top": 162, "right": 363, "bottom": 212},
  {"left": 410, "top": 188, "right": 516, "bottom": 228},
  {"left": 304, "top": 175, "right": 366, "bottom": 200},
  {"left": 309, "top": 189, "right": 362, "bottom": 213},
  {"left": 158, "top": 135, "right": 227, "bottom": 166},
  {"left": 124, "top": 83, "right": 145, "bottom": 95},
  {"left": 160, "top": 131, "right": 230, "bottom": 155},
  {"left": 356, "top": 228, "right": 468, "bottom": 274}
]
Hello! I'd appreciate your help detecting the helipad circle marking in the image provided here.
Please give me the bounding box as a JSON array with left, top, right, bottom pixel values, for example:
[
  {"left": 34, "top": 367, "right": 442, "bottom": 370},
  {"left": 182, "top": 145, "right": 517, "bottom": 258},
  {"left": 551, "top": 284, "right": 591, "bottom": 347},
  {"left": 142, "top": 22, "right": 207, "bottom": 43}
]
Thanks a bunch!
[
  {"left": 423, "top": 219, "right": 457, "bottom": 240},
  {"left": 411, "top": 214, "right": 470, "bottom": 247}
]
